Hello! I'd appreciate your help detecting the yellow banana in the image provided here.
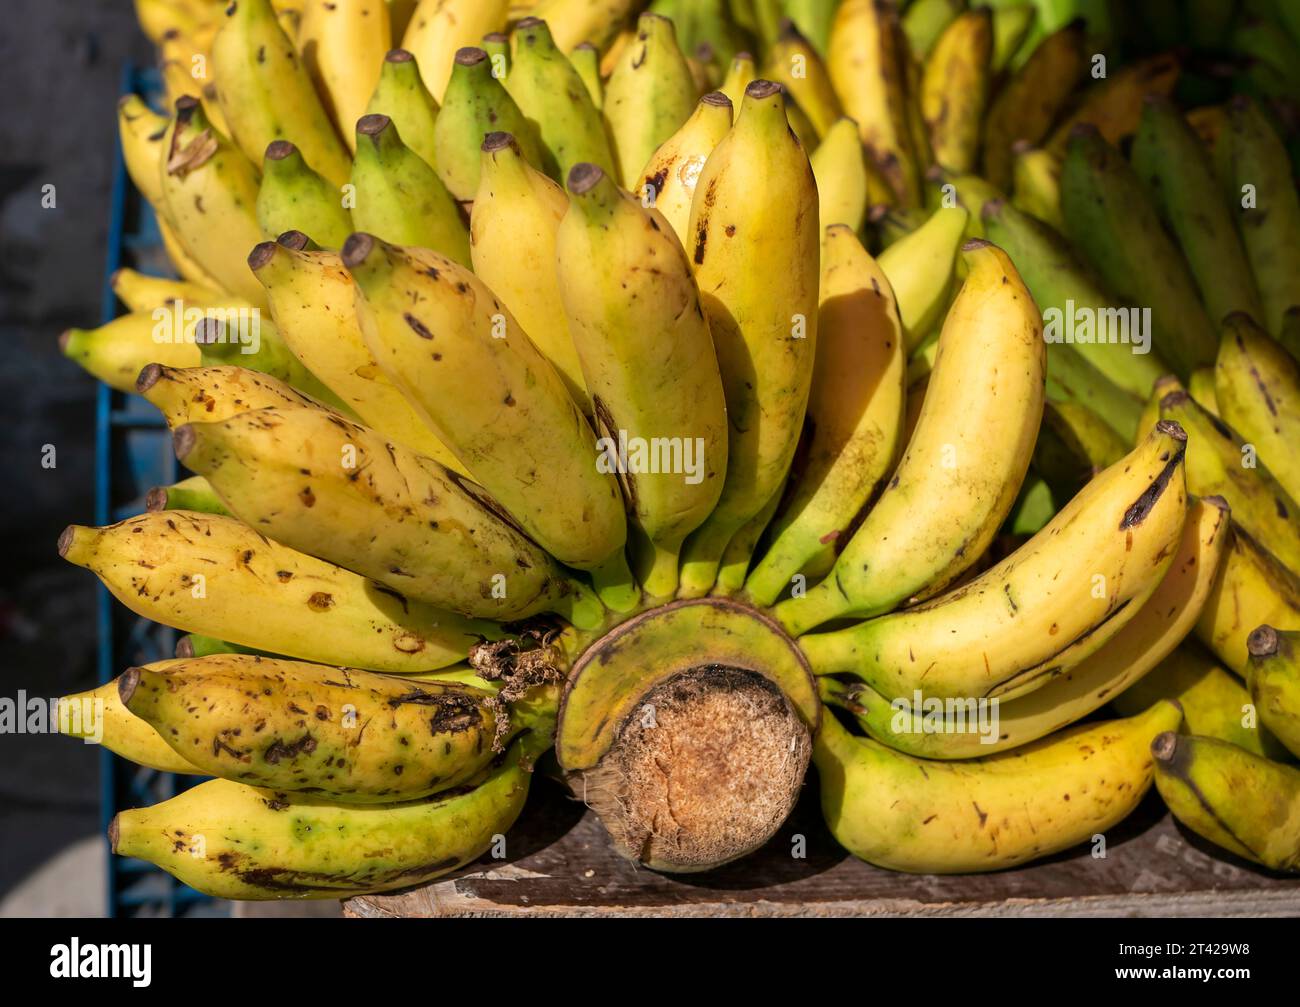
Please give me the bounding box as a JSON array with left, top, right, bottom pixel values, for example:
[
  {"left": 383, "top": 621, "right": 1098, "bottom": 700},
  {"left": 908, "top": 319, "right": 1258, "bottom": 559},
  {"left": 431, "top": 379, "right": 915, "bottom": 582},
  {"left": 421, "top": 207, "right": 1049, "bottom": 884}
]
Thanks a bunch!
[
  {"left": 176, "top": 403, "right": 593, "bottom": 622},
  {"left": 402, "top": 0, "right": 510, "bottom": 101},
  {"left": 777, "top": 240, "right": 1044, "bottom": 635},
  {"left": 344, "top": 234, "right": 628, "bottom": 576},
  {"left": 876, "top": 203, "right": 969, "bottom": 352},
  {"left": 1010, "top": 142, "right": 1063, "bottom": 231},
  {"left": 249, "top": 235, "right": 466, "bottom": 472},
  {"left": 137, "top": 361, "right": 333, "bottom": 428},
  {"left": 1188, "top": 366, "right": 1220, "bottom": 416},
  {"left": 159, "top": 33, "right": 230, "bottom": 140},
  {"left": 637, "top": 91, "right": 734, "bottom": 251},
  {"left": 1214, "top": 312, "right": 1300, "bottom": 504},
  {"left": 825, "top": 495, "right": 1229, "bottom": 758},
  {"left": 919, "top": 9, "right": 992, "bottom": 174},
  {"left": 809, "top": 117, "right": 882, "bottom": 235},
  {"left": 557, "top": 163, "right": 728, "bottom": 598},
  {"left": 118, "top": 94, "right": 171, "bottom": 212},
  {"left": 1246, "top": 626, "right": 1300, "bottom": 759},
  {"left": 210, "top": 0, "right": 351, "bottom": 186},
  {"left": 1151, "top": 732, "right": 1300, "bottom": 873},
  {"left": 570, "top": 40, "right": 603, "bottom": 107},
  {"left": 802, "top": 421, "right": 1189, "bottom": 703},
  {"left": 816, "top": 699, "right": 1183, "bottom": 873},
  {"left": 746, "top": 225, "right": 905, "bottom": 607},
  {"left": 765, "top": 17, "right": 841, "bottom": 140},
  {"left": 719, "top": 49, "right": 756, "bottom": 107},
  {"left": 59, "top": 312, "right": 201, "bottom": 392},
  {"left": 158, "top": 97, "right": 269, "bottom": 308},
  {"left": 120, "top": 654, "right": 501, "bottom": 801},
  {"left": 111, "top": 267, "right": 218, "bottom": 312},
  {"left": 364, "top": 48, "right": 441, "bottom": 170},
  {"left": 1196, "top": 521, "right": 1300, "bottom": 675},
  {"left": 470, "top": 132, "right": 588, "bottom": 412},
  {"left": 677, "top": 80, "right": 819, "bottom": 597},
  {"left": 110, "top": 733, "right": 537, "bottom": 899},
  {"left": 158, "top": 216, "right": 225, "bottom": 289},
  {"left": 299, "top": 0, "right": 390, "bottom": 150},
  {"left": 60, "top": 511, "right": 495, "bottom": 672},
  {"left": 530, "top": 0, "right": 640, "bottom": 53},
  {"left": 827, "top": 0, "right": 920, "bottom": 206}
]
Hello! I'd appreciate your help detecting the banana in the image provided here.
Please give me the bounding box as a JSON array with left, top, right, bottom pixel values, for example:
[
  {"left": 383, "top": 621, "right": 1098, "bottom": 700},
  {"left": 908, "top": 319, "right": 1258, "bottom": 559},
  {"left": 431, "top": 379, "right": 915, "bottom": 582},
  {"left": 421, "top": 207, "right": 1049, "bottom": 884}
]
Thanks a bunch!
[
  {"left": 1189, "top": 366, "right": 1220, "bottom": 416},
  {"left": 344, "top": 234, "right": 628, "bottom": 577},
  {"left": 712, "top": 484, "right": 784, "bottom": 596},
  {"left": 159, "top": 215, "right": 225, "bottom": 289},
  {"left": 1061, "top": 124, "right": 1218, "bottom": 378},
  {"left": 980, "top": 197, "right": 1168, "bottom": 403},
  {"left": 776, "top": 240, "right": 1044, "bottom": 635},
  {"left": 364, "top": 49, "right": 441, "bottom": 170},
  {"left": 1246, "top": 625, "right": 1300, "bottom": 759},
  {"left": 1009, "top": 142, "right": 1062, "bottom": 231},
  {"left": 1151, "top": 732, "right": 1300, "bottom": 873},
  {"left": 677, "top": 80, "right": 819, "bottom": 597},
  {"left": 210, "top": 0, "right": 351, "bottom": 186},
  {"left": 637, "top": 91, "right": 734, "bottom": 250},
  {"left": 60, "top": 312, "right": 201, "bottom": 392},
  {"left": 876, "top": 203, "right": 969, "bottom": 352},
  {"left": 990, "top": 2, "right": 1035, "bottom": 73},
  {"left": 530, "top": 0, "right": 640, "bottom": 53},
  {"left": 299, "top": 0, "right": 390, "bottom": 150},
  {"left": 135, "top": 0, "right": 210, "bottom": 44},
  {"left": 900, "top": 0, "right": 962, "bottom": 59},
  {"left": 557, "top": 164, "right": 728, "bottom": 598},
  {"left": 745, "top": 225, "right": 906, "bottom": 608},
  {"left": 604, "top": 13, "right": 698, "bottom": 191},
  {"left": 111, "top": 267, "right": 218, "bottom": 312},
  {"left": 110, "top": 733, "right": 537, "bottom": 899},
  {"left": 256, "top": 140, "right": 352, "bottom": 248},
  {"left": 1196, "top": 521, "right": 1300, "bottom": 675},
  {"left": 159, "top": 33, "right": 231, "bottom": 140},
  {"left": 816, "top": 699, "right": 1183, "bottom": 873},
  {"left": 1115, "top": 642, "right": 1291, "bottom": 760},
  {"left": 1046, "top": 52, "right": 1181, "bottom": 156},
  {"left": 1131, "top": 96, "right": 1264, "bottom": 328},
  {"left": 823, "top": 495, "right": 1228, "bottom": 759},
  {"left": 119, "top": 655, "right": 501, "bottom": 801},
  {"left": 1226, "top": 96, "right": 1300, "bottom": 339},
  {"left": 719, "top": 49, "right": 756, "bottom": 107},
  {"left": 1158, "top": 389, "right": 1300, "bottom": 574},
  {"left": 137, "top": 361, "right": 332, "bottom": 428},
  {"left": 118, "top": 94, "right": 171, "bottom": 211},
  {"left": 350, "top": 113, "right": 470, "bottom": 267},
  {"left": 982, "top": 18, "right": 1085, "bottom": 190},
  {"left": 809, "top": 117, "right": 889, "bottom": 236},
  {"left": 919, "top": 9, "right": 992, "bottom": 174},
  {"left": 401, "top": 0, "right": 510, "bottom": 101},
  {"left": 569, "top": 41, "right": 603, "bottom": 107},
  {"left": 433, "top": 47, "right": 544, "bottom": 201},
  {"left": 801, "top": 421, "right": 1189, "bottom": 703},
  {"left": 1214, "top": 312, "right": 1300, "bottom": 502},
  {"left": 783, "top": 0, "right": 837, "bottom": 55},
  {"left": 176, "top": 634, "right": 277, "bottom": 658},
  {"left": 158, "top": 97, "right": 269, "bottom": 309},
  {"left": 176, "top": 403, "right": 595, "bottom": 622},
  {"left": 827, "top": 0, "right": 920, "bottom": 206},
  {"left": 765, "top": 17, "right": 841, "bottom": 140},
  {"left": 60, "top": 511, "right": 495, "bottom": 672},
  {"left": 505, "top": 18, "right": 616, "bottom": 181},
  {"left": 58, "top": 666, "right": 204, "bottom": 775},
  {"left": 146, "top": 474, "right": 230, "bottom": 515}
]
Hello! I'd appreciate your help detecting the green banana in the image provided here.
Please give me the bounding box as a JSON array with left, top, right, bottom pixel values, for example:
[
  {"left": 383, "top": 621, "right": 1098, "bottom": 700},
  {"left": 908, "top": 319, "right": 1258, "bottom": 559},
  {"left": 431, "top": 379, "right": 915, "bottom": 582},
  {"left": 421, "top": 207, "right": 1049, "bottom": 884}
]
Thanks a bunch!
[
  {"left": 1189, "top": 365, "right": 1220, "bottom": 416},
  {"left": 1246, "top": 626, "right": 1300, "bottom": 759},
  {"left": 255, "top": 140, "right": 352, "bottom": 248},
  {"left": 876, "top": 204, "right": 968, "bottom": 353},
  {"left": 145, "top": 475, "right": 229, "bottom": 516},
  {"left": 350, "top": 113, "right": 471, "bottom": 267},
  {"left": 783, "top": 0, "right": 837, "bottom": 55},
  {"left": 176, "top": 635, "right": 275, "bottom": 659},
  {"left": 900, "top": 0, "right": 963, "bottom": 59},
  {"left": 569, "top": 41, "right": 602, "bottom": 108},
  {"left": 990, "top": 3, "right": 1035, "bottom": 73},
  {"left": 1009, "top": 142, "right": 1062, "bottom": 230},
  {"left": 1152, "top": 732, "right": 1300, "bottom": 872},
  {"left": 364, "top": 48, "right": 441, "bottom": 170}
]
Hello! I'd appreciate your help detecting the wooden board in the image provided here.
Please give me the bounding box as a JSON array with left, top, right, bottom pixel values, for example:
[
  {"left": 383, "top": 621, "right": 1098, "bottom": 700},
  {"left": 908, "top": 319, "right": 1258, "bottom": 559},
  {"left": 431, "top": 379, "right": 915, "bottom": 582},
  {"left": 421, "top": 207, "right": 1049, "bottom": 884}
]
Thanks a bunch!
[{"left": 344, "top": 779, "right": 1300, "bottom": 918}]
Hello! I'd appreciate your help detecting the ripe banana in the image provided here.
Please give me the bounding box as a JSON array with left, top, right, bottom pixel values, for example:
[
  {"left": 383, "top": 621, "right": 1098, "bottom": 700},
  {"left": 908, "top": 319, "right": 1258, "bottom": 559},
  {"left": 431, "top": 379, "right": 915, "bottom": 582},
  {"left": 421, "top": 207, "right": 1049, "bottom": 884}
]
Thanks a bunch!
[
  {"left": 174, "top": 403, "right": 592, "bottom": 622},
  {"left": 210, "top": 0, "right": 351, "bottom": 186},
  {"left": 777, "top": 240, "right": 1044, "bottom": 635},
  {"left": 746, "top": 225, "right": 905, "bottom": 608},
  {"left": 1152, "top": 732, "right": 1300, "bottom": 873},
  {"left": 60, "top": 311, "right": 200, "bottom": 392},
  {"left": 298, "top": 0, "right": 390, "bottom": 151},
  {"left": 118, "top": 94, "right": 170, "bottom": 212},
  {"left": 110, "top": 733, "right": 536, "bottom": 899},
  {"left": 146, "top": 474, "right": 229, "bottom": 515},
  {"left": 677, "top": 80, "right": 819, "bottom": 596},
  {"left": 719, "top": 49, "right": 756, "bottom": 107},
  {"left": 765, "top": 17, "right": 841, "bottom": 140},
  {"left": 120, "top": 654, "right": 501, "bottom": 801},
  {"left": 1010, "top": 143, "right": 1063, "bottom": 231},
  {"left": 137, "top": 361, "right": 331, "bottom": 429},
  {"left": 60, "top": 511, "right": 495, "bottom": 672},
  {"left": 1246, "top": 626, "right": 1300, "bottom": 759},
  {"left": 823, "top": 495, "right": 1228, "bottom": 759},
  {"left": 350, "top": 113, "right": 471, "bottom": 267},
  {"left": 637, "top": 91, "right": 734, "bottom": 250},
  {"left": 876, "top": 203, "right": 968, "bottom": 352},
  {"left": 919, "top": 9, "right": 992, "bottom": 174},
  {"left": 402, "top": 0, "right": 510, "bottom": 101},
  {"left": 250, "top": 234, "right": 466, "bottom": 472},
  {"left": 256, "top": 140, "right": 352, "bottom": 248},
  {"left": 557, "top": 163, "right": 728, "bottom": 598},
  {"left": 158, "top": 97, "right": 269, "bottom": 309},
  {"left": 604, "top": 13, "right": 698, "bottom": 191},
  {"left": 809, "top": 116, "right": 883, "bottom": 236},
  {"left": 816, "top": 699, "right": 1183, "bottom": 873},
  {"left": 111, "top": 267, "right": 218, "bottom": 313},
  {"left": 802, "top": 421, "right": 1190, "bottom": 703},
  {"left": 1214, "top": 312, "right": 1300, "bottom": 503},
  {"left": 530, "top": 0, "right": 640, "bottom": 53},
  {"left": 364, "top": 48, "right": 441, "bottom": 170},
  {"left": 344, "top": 234, "right": 628, "bottom": 576}
]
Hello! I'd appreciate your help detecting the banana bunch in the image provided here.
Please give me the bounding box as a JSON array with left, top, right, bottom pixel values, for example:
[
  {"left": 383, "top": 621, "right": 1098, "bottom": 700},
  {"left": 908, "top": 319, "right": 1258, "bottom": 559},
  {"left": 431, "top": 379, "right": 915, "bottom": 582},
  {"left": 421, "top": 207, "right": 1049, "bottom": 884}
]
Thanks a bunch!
[{"left": 55, "top": 1, "right": 1300, "bottom": 899}]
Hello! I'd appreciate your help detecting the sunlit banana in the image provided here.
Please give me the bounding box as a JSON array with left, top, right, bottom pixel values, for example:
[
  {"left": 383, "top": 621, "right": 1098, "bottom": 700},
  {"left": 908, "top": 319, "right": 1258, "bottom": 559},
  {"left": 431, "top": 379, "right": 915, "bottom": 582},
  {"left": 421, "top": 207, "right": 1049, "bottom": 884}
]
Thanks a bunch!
[
  {"left": 299, "top": 0, "right": 390, "bottom": 151},
  {"left": 637, "top": 91, "right": 733, "bottom": 250},
  {"left": 877, "top": 203, "right": 969, "bottom": 352},
  {"left": 919, "top": 8, "right": 992, "bottom": 174},
  {"left": 765, "top": 17, "right": 841, "bottom": 140},
  {"left": 530, "top": 0, "right": 639, "bottom": 53},
  {"left": 364, "top": 48, "right": 441, "bottom": 170},
  {"left": 402, "top": 0, "right": 510, "bottom": 101}
]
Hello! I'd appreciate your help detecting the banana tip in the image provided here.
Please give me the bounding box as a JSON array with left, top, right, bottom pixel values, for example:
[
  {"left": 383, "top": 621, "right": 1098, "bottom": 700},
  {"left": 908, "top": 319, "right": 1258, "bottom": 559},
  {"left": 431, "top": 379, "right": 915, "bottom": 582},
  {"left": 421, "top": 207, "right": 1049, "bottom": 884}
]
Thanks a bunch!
[
  {"left": 57, "top": 329, "right": 73, "bottom": 355},
  {"left": 1151, "top": 730, "right": 1178, "bottom": 762},
  {"left": 961, "top": 238, "right": 992, "bottom": 252},
  {"left": 455, "top": 47, "right": 487, "bottom": 66},
  {"left": 57, "top": 525, "right": 77, "bottom": 559},
  {"left": 144, "top": 487, "right": 167, "bottom": 513},
  {"left": 1247, "top": 625, "right": 1280, "bottom": 659},
  {"left": 482, "top": 131, "right": 515, "bottom": 153},
  {"left": 107, "top": 814, "right": 120, "bottom": 854},
  {"left": 341, "top": 232, "right": 376, "bottom": 269},
  {"left": 567, "top": 162, "right": 604, "bottom": 195},
  {"left": 356, "top": 113, "right": 390, "bottom": 139},
  {"left": 702, "top": 91, "right": 732, "bottom": 109},
  {"left": 385, "top": 49, "right": 413, "bottom": 63},
  {"left": 276, "top": 229, "right": 310, "bottom": 251},
  {"left": 172, "top": 423, "right": 196, "bottom": 461},
  {"left": 1153, "top": 418, "right": 1187, "bottom": 442},
  {"left": 745, "top": 79, "right": 782, "bottom": 100},
  {"left": 264, "top": 139, "right": 295, "bottom": 161},
  {"left": 136, "top": 362, "right": 163, "bottom": 394},
  {"left": 118, "top": 667, "right": 142, "bottom": 708},
  {"left": 981, "top": 198, "right": 1005, "bottom": 221},
  {"left": 175, "top": 636, "right": 195, "bottom": 659},
  {"left": 248, "top": 240, "right": 278, "bottom": 271}
]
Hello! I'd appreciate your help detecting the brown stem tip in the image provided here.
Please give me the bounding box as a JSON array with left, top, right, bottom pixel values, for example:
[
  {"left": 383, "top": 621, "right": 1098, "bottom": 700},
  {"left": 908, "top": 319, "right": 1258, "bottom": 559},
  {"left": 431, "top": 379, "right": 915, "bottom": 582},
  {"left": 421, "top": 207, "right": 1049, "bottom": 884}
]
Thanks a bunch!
[
  {"left": 144, "top": 487, "right": 168, "bottom": 512},
  {"left": 482, "top": 131, "right": 515, "bottom": 153},
  {"left": 1154, "top": 418, "right": 1188, "bottom": 442},
  {"left": 568, "top": 162, "right": 604, "bottom": 195},
  {"left": 745, "top": 79, "right": 782, "bottom": 99},
  {"left": 117, "top": 667, "right": 142, "bottom": 707},
  {"left": 57, "top": 525, "right": 76, "bottom": 559},
  {"left": 107, "top": 814, "right": 120, "bottom": 854},
  {"left": 247, "top": 240, "right": 278, "bottom": 271},
  {"left": 961, "top": 238, "right": 992, "bottom": 252},
  {"left": 702, "top": 91, "right": 732, "bottom": 109},
  {"left": 1247, "top": 625, "right": 1280, "bottom": 659},
  {"left": 175, "top": 636, "right": 196, "bottom": 659},
  {"left": 136, "top": 362, "right": 164, "bottom": 394},
  {"left": 193, "top": 317, "right": 225, "bottom": 344},
  {"left": 58, "top": 329, "right": 72, "bottom": 354},
  {"left": 265, "top": 139, "right": 295, "bottom": 160},
  {"left": 341, "top": 232, "right": 376, "bottom": 268},
  {"left": 276, "top": 229, "right": 310, "bottom": 251},
  {"left": 455, "top": 47, "right": 487, "bottom": 66},
  {"left": 356, "top": 113, "right": 390, "bottom": 137},
  {"left": 172, "top": 423, "right": 196, "bottom": 461},
  {"left": 385, "top": 49, "right": 413, "bottom": 63},
  {"left": 1150, "top": 730, "right": 1178, "bottom": 763}
]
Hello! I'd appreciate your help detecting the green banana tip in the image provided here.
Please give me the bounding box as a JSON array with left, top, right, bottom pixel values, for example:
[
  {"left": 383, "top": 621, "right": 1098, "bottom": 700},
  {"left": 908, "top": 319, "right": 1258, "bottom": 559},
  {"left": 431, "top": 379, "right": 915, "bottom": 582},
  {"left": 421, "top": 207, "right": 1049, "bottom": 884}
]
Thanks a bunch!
[
  {"left": 118, "top": 666, "right": 142, "bottom": 708},
  {"left": 144, "top": 486, "right": 168, "bottom": 513},
  {"left": 356, "top": 113, "right": 392, "bottom": 144},
  {"left": 1247, "top": 625, "right": 1280, "bottom": 659},
  {"left": 455, "top": 47, "right": 488, "bottom": 67},
  {"left": 193, "top": 316, "right": 226, "bottom": 346}
]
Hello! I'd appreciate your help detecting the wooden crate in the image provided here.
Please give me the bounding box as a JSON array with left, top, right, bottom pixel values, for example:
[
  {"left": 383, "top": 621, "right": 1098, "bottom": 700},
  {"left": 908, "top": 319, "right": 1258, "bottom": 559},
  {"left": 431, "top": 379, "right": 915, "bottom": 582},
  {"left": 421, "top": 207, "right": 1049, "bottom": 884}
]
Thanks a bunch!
[{"left": 344, "top": 778, "right": 1300, "bottom": 918}]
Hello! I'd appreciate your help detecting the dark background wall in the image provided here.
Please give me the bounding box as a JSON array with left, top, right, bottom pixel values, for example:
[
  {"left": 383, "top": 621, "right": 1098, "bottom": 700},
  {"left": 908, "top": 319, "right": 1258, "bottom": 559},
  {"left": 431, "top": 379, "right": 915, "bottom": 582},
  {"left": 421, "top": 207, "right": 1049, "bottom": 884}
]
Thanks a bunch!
[{"left": 0, "top": 0, "right": 152, "bottom": 908}]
